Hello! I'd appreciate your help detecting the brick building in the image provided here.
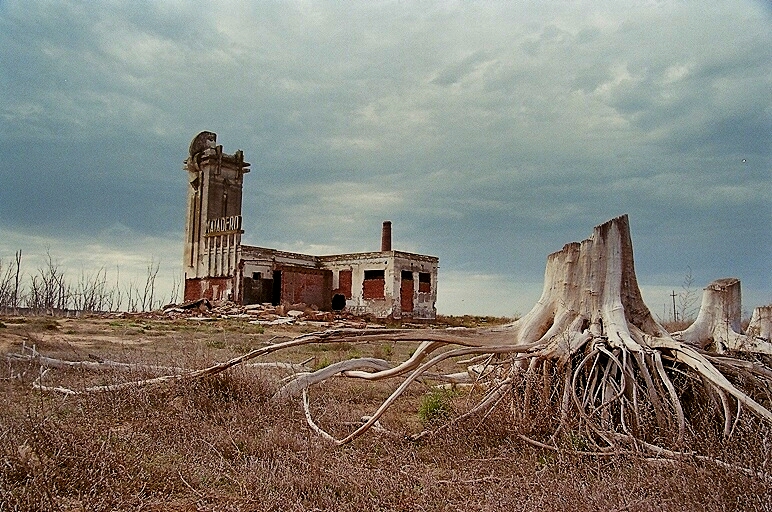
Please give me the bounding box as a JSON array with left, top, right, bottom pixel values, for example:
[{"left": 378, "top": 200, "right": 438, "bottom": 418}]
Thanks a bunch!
[{"left": 182, "top": 132, "right": 438, "bottom": 319}]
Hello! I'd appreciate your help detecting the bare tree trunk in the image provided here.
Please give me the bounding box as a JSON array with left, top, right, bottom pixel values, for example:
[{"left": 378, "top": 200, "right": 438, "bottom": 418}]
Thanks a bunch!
[
  {"left": 0, "top": 258, "right": 14, "bottom": 309},
  {"left": 672, "top": 279, "right": 772, "bottom": 354},
  {"left": 23, "top": 215, "right": 772, "bottom": 456},
  {"left": 141, "top": 258, "right": 160, "bottom": 312},
  {"left": 13, "top": 249, "right": 22, "bottom": 312},
  {"left": 747, "top": 305, "right": 772, "bottom": 343}
]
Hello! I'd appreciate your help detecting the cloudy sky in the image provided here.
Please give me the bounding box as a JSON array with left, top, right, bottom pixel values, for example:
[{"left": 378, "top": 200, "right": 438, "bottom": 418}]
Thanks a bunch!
[{"left": 0, "top": 0, "right": 770, "bottom": 317}]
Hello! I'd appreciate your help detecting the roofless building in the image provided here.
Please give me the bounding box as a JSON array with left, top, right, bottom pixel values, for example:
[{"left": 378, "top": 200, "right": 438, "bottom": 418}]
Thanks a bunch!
[{"left": 182, "top": 131, "right": 438, "bottom": 319}]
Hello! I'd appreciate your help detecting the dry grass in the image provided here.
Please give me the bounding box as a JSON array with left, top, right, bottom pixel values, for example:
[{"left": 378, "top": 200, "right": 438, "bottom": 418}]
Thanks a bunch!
[{"left": 1, "top": 316, "right": 771, "bottom": 511}]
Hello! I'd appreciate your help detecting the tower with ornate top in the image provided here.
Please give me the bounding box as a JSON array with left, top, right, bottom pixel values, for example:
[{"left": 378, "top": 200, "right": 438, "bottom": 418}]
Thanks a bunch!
[{"left": 183, "top": 131, "right": 250, "bottom": 302}]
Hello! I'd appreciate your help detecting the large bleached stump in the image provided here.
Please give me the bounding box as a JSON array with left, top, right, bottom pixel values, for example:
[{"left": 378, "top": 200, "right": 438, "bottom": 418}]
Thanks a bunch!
[
  {"left": 672, "top": 278, "right": 743, "bottom": 351},
  {"left": 505, "top": 214, "right": 668, "bottom": 358},
  {"left": 465, "top": 215, "right": 772, "bottom": 448},
  {"left": 747, "top": 305, "right": 772, "bottom": 342},
  {"left": 21, "top": 215, "right": 772, "bottom": 459},
  {"left": 673, "top": 279, "right": 772, "bottom": 354}
]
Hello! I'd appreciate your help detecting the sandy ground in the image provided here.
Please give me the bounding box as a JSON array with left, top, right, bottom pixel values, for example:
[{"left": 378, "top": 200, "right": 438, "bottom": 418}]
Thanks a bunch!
[{"left": 0, "top": 317, "right": 160, "bottom": 354}]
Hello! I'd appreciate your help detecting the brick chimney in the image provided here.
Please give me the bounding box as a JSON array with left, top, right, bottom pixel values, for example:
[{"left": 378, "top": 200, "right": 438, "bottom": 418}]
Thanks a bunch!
[{"left": 381, "top": 221, "right": 392, "bottom": 252}]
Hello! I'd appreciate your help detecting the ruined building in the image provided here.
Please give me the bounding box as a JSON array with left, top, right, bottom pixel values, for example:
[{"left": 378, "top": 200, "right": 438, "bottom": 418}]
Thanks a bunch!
[{"left": 182, "top": 132, "right": 439, "bottom": 319}]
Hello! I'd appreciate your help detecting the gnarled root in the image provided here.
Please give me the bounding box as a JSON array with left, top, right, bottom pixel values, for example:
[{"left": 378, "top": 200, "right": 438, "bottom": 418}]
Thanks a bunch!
[
  {"left": 15, "top": 215, "right": 772, "bottom": 471},
  {"left": 294, "top": 216, "right": 772, "bottom": 456}
]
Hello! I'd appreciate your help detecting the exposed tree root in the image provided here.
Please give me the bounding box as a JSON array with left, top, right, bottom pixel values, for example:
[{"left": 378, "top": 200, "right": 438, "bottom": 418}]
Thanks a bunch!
[
  {"left": 273, "top": 358, "right": 392, "bottom": 401},
  {"left": 12, "top": 215, "right": 772, "bottom": 475},
  {"left": 7, "top": 347, "right": 188, "bottom": 374}
]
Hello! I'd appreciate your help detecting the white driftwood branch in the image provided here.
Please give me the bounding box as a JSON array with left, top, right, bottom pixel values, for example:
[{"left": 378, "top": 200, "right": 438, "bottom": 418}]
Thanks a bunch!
[
  {"left": 15, "top": 215, "right": 772, "bottom": 468},
  {"left": 272, "top": 358, "right": 392, "bottom": 401},
  {"left": 7, "top": 351, "right": 187, "bottom": 374}
]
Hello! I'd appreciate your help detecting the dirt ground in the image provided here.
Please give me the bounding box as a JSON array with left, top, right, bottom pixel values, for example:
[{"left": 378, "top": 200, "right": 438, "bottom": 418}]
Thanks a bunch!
[{"left": 1, "top": 315, "right": 771, "bottom": 511}]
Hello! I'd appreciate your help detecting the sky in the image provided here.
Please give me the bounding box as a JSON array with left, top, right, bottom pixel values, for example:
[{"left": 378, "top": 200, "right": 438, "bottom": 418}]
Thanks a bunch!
[{"left": 0, "top": 0, "right": 770, "bottom": 318}]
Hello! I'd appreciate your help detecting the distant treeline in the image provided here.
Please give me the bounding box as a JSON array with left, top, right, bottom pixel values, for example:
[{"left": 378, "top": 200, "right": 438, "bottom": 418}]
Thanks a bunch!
[{"left": 0, "top": 250, "right": 179, "bottom": 313}]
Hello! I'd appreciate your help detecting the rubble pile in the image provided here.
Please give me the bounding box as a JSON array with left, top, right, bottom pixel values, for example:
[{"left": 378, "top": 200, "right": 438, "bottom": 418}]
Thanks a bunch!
[{"left": 158, "top": 299, "right": 369, "bottom": 328}]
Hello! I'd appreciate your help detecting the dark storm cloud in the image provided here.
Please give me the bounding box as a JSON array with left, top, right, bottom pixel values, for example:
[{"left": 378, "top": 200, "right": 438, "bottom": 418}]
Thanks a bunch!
[{"left": 0, "top": 0, "right": 769, "bottom": 315}]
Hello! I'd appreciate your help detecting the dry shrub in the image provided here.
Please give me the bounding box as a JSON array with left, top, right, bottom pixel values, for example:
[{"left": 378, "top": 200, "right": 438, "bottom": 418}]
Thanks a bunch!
[{"left": 1, "top": 319, "right": 771, "bottom": 511}]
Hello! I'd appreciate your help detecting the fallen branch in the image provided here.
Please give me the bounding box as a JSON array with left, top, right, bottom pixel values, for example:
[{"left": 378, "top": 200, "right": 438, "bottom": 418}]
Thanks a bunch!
[
  {"left": 272, "top": 358, "right": 392, "bottom": 401},
  {"left": 15, "top": 215, "right": 772, "bottom": 475},
  {"left": 7, "top": 351, "right": 187, "bottom": 374}
]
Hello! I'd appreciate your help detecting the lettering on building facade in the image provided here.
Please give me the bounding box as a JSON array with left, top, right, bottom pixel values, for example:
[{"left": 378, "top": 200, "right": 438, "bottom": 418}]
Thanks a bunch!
[
  {"left": 205, "top": 215, "right": 242, "bottom": 235},
  {"left": 182, "top": 131, "right": 438, "bottom": 319}
]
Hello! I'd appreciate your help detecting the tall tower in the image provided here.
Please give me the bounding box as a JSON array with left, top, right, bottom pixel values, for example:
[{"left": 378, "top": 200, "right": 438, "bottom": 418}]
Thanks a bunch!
[{"left": 183, "top": 131, "right": 250, "bottom": 302}]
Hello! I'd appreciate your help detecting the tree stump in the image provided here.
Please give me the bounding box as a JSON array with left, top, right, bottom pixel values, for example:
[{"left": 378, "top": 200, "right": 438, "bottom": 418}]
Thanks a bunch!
[
  {"left": 505, "top": 214, "right": 669, "bottom": 356},
  {"left": 747, "top": 305, "right": 772, "bottom": 343},
  {"left": 673, "top": 279, "right": 772, "bottom": 354},
  {"left": 22, "top": 215, "right": 772, "bottom": 456}
]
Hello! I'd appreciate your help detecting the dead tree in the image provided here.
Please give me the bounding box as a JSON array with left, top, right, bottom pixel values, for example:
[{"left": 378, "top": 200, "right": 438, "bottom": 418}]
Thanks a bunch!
[
  {"left": 264, "top": 215, "right": 772, "bottom": 451},
  {"left": 671, "top": 279, "right": 771, "bottom": 354},
  {"left": 747, "top": 306, "right": 772, "bottom": 343},
  {"left": 20, "top": 215, "right": 772, "bottom": 462},
  {"left": 13, "top": 249, "right": 22, "bottom": 310}
]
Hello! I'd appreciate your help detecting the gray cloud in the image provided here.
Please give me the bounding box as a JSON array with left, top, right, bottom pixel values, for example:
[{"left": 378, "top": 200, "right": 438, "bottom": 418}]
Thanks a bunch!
[{"left": 0, "top": 0, "right": 769, "bottom": 316}]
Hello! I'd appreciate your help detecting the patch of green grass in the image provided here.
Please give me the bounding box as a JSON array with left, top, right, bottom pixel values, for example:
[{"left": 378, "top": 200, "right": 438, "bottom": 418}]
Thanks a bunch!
[
  {"left": 373, "top": 343, "right": 394, "bottom": 360},
  {"left": 418, "top": 389, "right": 456, "bottom": 425},
  {"left": 567, "top": 432, "right": 589, "bottom": 452},
  {"left": 537, "top": 453, "right": 555, "bottom": 468},
  {"left": 206, "top": 339, "right": 228, "bottom": 349},
  {"left": 313, "top": 357, "right": 332, "bottom": 371}
]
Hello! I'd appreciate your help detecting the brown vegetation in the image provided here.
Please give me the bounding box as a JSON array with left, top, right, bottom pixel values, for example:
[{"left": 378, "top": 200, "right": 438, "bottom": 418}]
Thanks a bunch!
[
  {"left": 1, "top": 316, "right": 771, "bottom": 511},
  {"left": 3, "top": 216, "right": 771, "bottom": 511}
]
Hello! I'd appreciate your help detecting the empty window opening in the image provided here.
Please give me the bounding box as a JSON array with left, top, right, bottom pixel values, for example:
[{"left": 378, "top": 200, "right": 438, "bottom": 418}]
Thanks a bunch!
[
  {"left": 401, "top": 270, "right": 413, "bottom": 281},
  {"left": 331, "top": 293, "right": 346, "bottom": 311},
  {"left": 252, "top": 272, "right": 262, "bottom": 280},
  {"left": 364, "top": 270, "right": 385, "bottom": 280}
]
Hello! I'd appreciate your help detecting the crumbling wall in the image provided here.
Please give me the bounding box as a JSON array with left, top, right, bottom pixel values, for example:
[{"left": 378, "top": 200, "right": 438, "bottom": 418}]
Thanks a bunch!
[
  {"left": 318, "top": 251, "right": 437, "bottom": 320},
  {"left": 184, "top": 277, "right": 234, "bottom": 302},
  {"left": 277, "top": 266, "right": 332, "bottom": 310},
  {"left": 391, "top": 253, "right": 438, "bottom": 320},
  {"left": 320, "top": 253, "right": 394, "bottom": 317},
  {"left": 333, "top": 269, "right": 353, "bottom": 299}
]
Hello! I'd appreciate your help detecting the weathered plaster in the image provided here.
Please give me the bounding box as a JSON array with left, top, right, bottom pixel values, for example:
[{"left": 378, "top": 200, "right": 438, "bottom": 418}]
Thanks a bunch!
[{"left": 182, "top": 132, "right": 438, "bottom": 319}]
